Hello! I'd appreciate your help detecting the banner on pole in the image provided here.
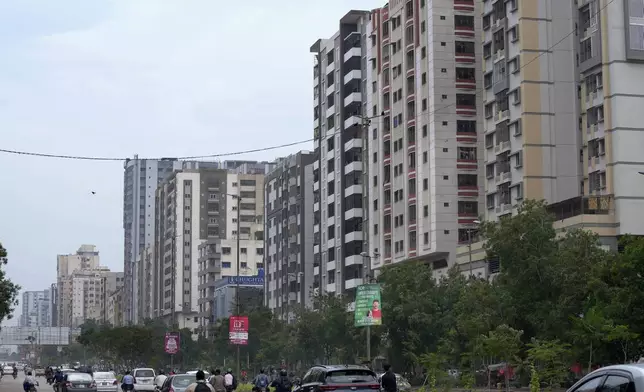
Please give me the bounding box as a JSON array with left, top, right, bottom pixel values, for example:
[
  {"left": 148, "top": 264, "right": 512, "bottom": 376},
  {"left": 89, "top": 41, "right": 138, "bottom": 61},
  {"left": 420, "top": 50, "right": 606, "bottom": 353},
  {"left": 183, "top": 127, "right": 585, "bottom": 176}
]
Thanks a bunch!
[
  {"left": 164, "top": 332, "right": 180, "bottom": 354},
  {"left": 354, "top": 284, "right": 382, "bottom": 327},
  {"left": 229, "top": 316, "right": 249, "bottom": 345}
]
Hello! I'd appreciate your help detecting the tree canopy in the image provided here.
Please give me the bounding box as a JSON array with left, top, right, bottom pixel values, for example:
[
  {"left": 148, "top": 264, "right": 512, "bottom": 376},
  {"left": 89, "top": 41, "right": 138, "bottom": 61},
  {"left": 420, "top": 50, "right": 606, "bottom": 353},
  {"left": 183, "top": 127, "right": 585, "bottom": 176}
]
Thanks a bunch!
[
  {"left": 74, "top": 200, "right": 644, "bottom": 385},
  {"left": 0, "top": 242, "right": 20, "bottom": 324}
]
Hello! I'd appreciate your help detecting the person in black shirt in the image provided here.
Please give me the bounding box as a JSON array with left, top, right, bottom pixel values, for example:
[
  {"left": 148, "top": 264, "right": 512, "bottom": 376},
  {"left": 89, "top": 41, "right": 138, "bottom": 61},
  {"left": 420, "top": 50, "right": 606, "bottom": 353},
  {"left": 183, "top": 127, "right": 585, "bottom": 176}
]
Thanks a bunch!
[{"left": 381, "top": 364, "right": 397, "bottom": 392}]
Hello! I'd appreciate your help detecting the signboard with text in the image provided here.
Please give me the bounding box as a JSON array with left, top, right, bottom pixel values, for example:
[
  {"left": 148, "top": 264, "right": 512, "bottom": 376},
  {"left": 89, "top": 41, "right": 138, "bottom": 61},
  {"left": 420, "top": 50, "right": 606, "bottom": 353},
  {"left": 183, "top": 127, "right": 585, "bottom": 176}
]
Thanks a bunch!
[
  {"left": 229, "top": 316, "right": 249, "bottom": 345},
  {"left": 164, "top": 332, "right": 180, "bottom": 354},
  {"left": 354, "top": 284, "right": 382, "bottom": 327}
]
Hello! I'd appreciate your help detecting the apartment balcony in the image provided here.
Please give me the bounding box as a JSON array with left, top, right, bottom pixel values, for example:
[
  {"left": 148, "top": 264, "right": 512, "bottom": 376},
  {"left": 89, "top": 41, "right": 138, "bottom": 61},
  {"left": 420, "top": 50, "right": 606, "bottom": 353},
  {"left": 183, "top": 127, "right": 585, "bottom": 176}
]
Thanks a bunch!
[
  {"left": 345, "top": 184, "right": 361, "bottom": 197},
  {"left": 345, "top": 255, "right": 362, "bottom": 267},
  {"left": 456, "top": 104, "right": 477, "bottom": 116},
  {"left": 344, "top": 206, "right": 363, "bottom": 220},
  {"left": 344, "top": 47, "right": 362, "bottom": 63},
  {"left": 455, "top": 52, "right": 476, "bottom": 64},
  {"left": 344, "top": 70, "right": 362, "bottom": 85},
  {"left": 456, "top": 158, "right": 478, "bottom": 170},
  {"left": 455, "top": 25, "right": 475, "bottom": 38},
  {"left": 344, "top": 115, "right": 361, "bottom": 129},
  {"left": 344, "top": 92, "right": 362, "bottom": 107},
  {"left": 344, "top": 138, "right": 363, "bottom": 152},
  {"left": 455, "top": 78, "right": 476, "bottom": 90},
  {"left": 495, "top": 203, "right": 513, "bottom": 216},
  {"left": 345, "top": 231, "right": 363, "bottom": 243},
  {"left": 495, "top": 171, "right": 512, "bottom": 185},
  {"left": 494, "top": 141, "right": 511, "bottom": 155},
  {"left": 345, "top": 278, "right": 364, "bottom": 290},
  {"left": 457, "top": 185, "right": 479, "bottom": 197},
  {"left": 345, "top": 160, "right": 363, "bottom": 173},
  {"left": 325, "top": 105, "right": 335, "bottom": 119},
  {"left": 454, "top": 0, "right": 475, "bottom": 12},
  {"left": 494, "top": 50, "right": 505, "bottom": 63},
  {"left": 313, "top": 75, "right": 319, "bottom": 87},
  {"left": 494, "top": 110, "right": 510, "bottom": 123},
  {"left": 326, "top": 62, "right": 335, "bottom": 74},
  {"left": 326, "top": 83, "right": 335, "bottom": 96}
]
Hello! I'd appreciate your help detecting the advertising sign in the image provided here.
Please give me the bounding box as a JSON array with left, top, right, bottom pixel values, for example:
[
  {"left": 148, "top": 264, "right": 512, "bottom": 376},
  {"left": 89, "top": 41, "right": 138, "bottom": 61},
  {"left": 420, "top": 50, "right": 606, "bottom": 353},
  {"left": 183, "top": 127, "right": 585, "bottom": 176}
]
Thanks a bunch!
[
  {"left": 354, "top": 284, "right": 382, "bottom": 327},
  {"left": 229, "top": 316, "right": 249, "bottom": 345},
  {"left": 164, "top": 332, "right": 180, "bottom": 354}
]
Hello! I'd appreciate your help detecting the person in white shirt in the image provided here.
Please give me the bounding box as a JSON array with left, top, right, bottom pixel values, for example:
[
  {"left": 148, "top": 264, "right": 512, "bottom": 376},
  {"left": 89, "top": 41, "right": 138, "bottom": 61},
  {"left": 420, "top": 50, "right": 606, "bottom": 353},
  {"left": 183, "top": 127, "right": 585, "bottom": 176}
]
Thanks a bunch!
[{"left": 155, "top": 371, "right": 168, "bottom": 389}]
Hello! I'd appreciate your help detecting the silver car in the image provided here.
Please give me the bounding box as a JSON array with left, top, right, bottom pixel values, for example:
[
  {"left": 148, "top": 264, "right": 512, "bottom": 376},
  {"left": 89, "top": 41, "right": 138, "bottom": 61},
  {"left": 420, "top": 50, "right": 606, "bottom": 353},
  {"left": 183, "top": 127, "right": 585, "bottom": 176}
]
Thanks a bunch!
[
  {"left": 94, "top": 371, "right": 118, "bottom": 392},
  {"left": 161, "top": 375, "right": 197, "bottom": 392},
  {"left": 566, "top": 364, "right": 644, "bottom": 392}
]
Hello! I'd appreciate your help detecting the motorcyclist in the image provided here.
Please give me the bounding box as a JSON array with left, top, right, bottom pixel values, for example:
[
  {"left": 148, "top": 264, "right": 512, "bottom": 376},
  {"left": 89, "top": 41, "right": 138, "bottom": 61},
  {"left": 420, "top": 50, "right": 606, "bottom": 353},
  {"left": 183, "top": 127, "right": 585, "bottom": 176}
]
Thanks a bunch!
[
  {"left": 122, "top": 371, "right": 135, "bottom": 392},
  {"left": 270, "top": 370, "right": 292, "bottom": 392},
  {"left": 252, "top": 369, "right": 270, "bottom": 392},
  {"left": 53, "top": 369, "right": 65, "bottom": 392},
  {"left": 23, "top": 371, "right": 38, "bottom": 392},
  {"left": 13, "top": 365, "right": 18, "bottom": 378}
]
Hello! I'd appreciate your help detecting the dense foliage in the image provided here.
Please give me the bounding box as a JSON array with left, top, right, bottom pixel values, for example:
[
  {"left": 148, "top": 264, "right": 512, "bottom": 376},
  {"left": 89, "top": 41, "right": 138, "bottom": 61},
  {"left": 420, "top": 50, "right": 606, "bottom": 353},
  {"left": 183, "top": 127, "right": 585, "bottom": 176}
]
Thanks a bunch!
[
  {"left": 75, "top": 200, "right": 644, "bottom": 384},
  {"left": 0, "top": 242, "right": 21, "bottom": 324}
]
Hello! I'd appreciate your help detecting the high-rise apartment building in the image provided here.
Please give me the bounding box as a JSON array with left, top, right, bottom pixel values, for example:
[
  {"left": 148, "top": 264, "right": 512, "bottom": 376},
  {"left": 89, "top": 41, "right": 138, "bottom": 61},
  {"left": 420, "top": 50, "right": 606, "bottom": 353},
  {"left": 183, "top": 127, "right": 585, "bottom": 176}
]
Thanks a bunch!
[
  {"left": 481, "top": 0, "right": 578, "bottom": 219},
  {"left": 124, "top": 157, "right": 277, "bottom": 324},
  {"left": 56, "top": 245, "right": 115, "bottom": 327},
  {"left": 154, "top": 169, "right": 266, "bottom": 335},
  {"left": 310, "top": 10, "right": 372, "bottom": 300},
  {"left": 264, "top": 152, "right": 316, "bottom": 321},
  {"left": 366, "top": 0, "right": 485, "bottom": 272},
  {"left": 20, "top": 290, "right": 51, "bottom": 327},
  {"left": 454, "top": 0, "right": 644, "bottom": 276}
]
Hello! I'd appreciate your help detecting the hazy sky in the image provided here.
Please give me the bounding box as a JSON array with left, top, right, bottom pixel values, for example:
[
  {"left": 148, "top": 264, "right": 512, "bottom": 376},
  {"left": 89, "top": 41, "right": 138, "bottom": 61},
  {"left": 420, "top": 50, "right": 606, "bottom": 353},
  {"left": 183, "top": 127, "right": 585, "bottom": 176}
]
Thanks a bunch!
[{"left": 0, "top": 0, "right": 382, "bottom": 324}]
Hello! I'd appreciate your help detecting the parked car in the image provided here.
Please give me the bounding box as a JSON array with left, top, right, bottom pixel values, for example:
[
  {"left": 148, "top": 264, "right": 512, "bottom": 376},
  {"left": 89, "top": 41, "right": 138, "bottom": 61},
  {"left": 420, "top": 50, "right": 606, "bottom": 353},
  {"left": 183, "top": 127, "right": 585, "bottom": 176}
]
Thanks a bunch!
[
  {"left": 160, "top": 375, "right": 197, "bottom": 392},
  {"left": 295, "top": 365, "right": 380, "bottom": 392},
  {"left": 133, "top": 368, "right": 156, "bottom": 392},
  {"left": 566, "top": 364, "right": 644, "bottom": 392},
  {"left": 62, "top": 372, "right": 97, "bottom": 392},
  {"left": 94, "top": 371, "right": 119, "bottom": 392}
]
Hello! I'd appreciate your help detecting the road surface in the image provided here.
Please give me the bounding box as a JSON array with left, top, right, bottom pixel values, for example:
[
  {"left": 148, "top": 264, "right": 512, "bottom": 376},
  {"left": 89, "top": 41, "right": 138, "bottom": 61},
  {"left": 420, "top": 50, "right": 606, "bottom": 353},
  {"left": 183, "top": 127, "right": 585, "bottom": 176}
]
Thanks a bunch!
[{"left": 0, "top": 374, "right": 49, "bottom": 392}]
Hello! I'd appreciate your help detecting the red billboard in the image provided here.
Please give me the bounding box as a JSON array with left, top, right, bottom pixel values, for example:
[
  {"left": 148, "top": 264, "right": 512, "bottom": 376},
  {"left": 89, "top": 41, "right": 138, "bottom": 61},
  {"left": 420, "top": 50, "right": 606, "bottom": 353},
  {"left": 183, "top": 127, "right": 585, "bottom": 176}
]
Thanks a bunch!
[
  {"left": 164, "top": 332, "right": 180, "bottom": 354},
  {"left": 229, "top": 316, "right": 249, "bottom": 345}
]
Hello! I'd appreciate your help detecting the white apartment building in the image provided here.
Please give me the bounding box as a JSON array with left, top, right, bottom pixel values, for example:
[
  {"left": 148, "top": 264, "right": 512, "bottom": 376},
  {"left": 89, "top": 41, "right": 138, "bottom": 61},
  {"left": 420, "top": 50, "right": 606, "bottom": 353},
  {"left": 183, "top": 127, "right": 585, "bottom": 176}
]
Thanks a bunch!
[
  {"left": 154, "top": 169, "right": 266, "bottom": 336},
  {"left": 20, "top": 290, "right": 51, "bottom": 327},
  {"left": 363, "top": 0, "right": 484, "bottom": 274},
  {"left": 454, "top": 0, "right": 644, "bottom": 277},
  {"left": 310, "top": 10, "right": 372, "bottom": 300},
  {"left": 264, "top": 152, "right": 316, "bottom": 321},
  {"left": 56, "top": 245, "right": 116, "bottom": 327},
  {"left": 125, "top": 158, "right": 276, "bottom": 324}
]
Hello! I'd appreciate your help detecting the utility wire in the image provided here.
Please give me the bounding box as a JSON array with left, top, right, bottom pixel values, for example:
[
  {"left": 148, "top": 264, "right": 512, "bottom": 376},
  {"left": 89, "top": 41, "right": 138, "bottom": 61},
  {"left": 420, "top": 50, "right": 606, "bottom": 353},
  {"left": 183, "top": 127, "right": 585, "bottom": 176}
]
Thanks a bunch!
[{"left": 0, "top": 0, "right": 613, "bottom": 163}]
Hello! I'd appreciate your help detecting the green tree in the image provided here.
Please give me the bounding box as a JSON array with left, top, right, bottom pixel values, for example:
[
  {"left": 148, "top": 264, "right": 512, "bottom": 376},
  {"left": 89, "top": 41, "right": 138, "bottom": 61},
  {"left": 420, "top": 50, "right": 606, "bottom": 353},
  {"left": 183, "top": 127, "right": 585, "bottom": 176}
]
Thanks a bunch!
[
  {"left": 0, "top": 242, "right": 20, "bottom": 323},
  {"left": 481, "top": 325, "right": 523, "bottom": 392},
  {"left": 378, "top": 262, "right": 443, "bottom": 370},
  {"left": 526, "top": 339, "right": 571, "bottom": 390}
]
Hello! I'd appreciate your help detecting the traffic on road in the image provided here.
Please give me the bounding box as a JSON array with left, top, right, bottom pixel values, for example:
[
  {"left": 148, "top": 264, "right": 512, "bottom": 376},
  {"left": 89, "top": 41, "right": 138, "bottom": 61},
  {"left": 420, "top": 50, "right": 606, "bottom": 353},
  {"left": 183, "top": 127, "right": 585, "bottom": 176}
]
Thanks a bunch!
[{"left": 0, "top": 362, "right": 415, "bottom": 392}]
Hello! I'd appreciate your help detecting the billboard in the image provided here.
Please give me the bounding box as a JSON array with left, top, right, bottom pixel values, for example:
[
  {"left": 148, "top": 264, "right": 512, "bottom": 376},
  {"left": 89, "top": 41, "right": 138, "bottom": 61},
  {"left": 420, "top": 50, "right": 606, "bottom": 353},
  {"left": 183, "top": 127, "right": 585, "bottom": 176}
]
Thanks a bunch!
[
  {"left": 164, "top": 332, "right": 180, "bottom": 354},
  {"left": 229, "top": 316, "right": 249, "bottom": 345},
  {"left": 0, "top": 327, "right": 72, "bottom": 346},
  {"left": 354, "top": 284, "right": 382, "bottom": 327}
]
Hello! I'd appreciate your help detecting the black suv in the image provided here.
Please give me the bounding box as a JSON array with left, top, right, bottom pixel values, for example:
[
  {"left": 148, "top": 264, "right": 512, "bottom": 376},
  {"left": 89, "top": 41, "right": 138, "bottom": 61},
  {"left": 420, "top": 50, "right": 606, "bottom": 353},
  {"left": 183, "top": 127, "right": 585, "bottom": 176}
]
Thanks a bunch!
[{"left": 294, "top": 365, "right": 381, "bottom": 392}]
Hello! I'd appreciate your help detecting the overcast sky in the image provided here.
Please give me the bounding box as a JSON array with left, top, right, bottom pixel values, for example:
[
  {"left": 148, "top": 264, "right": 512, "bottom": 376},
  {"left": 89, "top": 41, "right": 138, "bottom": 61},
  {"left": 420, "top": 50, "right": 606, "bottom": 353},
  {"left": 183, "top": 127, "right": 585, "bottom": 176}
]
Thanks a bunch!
[{"left": 0, "top": 0, "right": 382, "bottom": 324}]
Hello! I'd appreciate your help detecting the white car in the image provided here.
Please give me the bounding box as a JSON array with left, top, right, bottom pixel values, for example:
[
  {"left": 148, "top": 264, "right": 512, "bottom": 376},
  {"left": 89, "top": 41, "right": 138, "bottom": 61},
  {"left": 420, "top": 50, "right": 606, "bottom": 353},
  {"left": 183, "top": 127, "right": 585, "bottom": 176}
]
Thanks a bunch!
[
  {"left": 94, "top": 371, "right": 119, "bottom": 392},
  {"left": 2, "top": 365, "right": 14, "bottom": 374},
  {"left": 133, "top": 368, "right": 156, "bottom": 391}
]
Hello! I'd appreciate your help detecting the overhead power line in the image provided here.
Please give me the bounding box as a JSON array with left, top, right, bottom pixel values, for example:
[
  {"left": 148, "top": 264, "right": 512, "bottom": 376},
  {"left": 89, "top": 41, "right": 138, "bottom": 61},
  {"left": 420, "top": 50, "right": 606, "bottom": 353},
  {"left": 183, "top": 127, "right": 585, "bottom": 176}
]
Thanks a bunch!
[{"left": 0, "top": 0, "right": 614, "bottom": 163}]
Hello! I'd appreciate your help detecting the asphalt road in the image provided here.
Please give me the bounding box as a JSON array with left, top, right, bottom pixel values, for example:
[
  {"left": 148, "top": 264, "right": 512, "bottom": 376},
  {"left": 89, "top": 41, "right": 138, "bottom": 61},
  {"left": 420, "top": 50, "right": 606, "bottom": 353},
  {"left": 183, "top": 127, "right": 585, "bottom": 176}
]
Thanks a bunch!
[{"left": 0, "top": 374, "right": 49, "bottom": 392}]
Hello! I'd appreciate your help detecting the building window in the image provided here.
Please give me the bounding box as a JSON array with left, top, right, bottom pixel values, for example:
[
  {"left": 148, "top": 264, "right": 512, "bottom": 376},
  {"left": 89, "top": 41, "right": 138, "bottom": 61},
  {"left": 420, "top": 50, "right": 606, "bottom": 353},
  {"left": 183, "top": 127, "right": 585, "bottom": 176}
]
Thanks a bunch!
[{"left": 222, "top": 262, "right": 231, "bottom": 268}]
